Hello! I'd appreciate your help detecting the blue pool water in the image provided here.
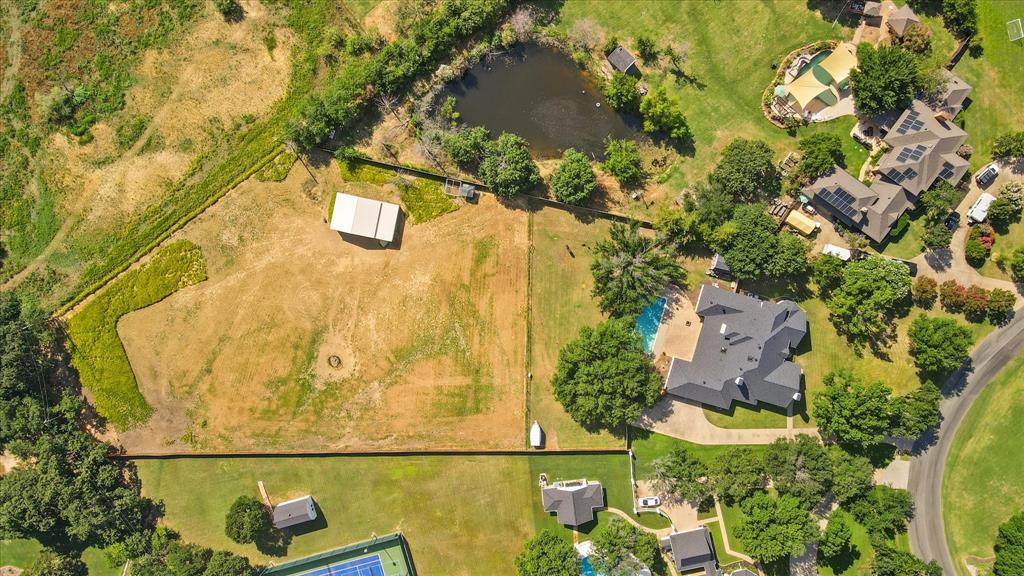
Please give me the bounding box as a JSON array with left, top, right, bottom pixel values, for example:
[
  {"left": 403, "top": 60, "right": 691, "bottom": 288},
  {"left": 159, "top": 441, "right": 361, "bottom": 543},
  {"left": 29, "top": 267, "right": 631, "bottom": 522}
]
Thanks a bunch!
[
  {"left": 580, "top": 556, "right": 598, "bottom": 576},
  {"left": 636, "top": 297, "right": 668, "bottom": 353}
]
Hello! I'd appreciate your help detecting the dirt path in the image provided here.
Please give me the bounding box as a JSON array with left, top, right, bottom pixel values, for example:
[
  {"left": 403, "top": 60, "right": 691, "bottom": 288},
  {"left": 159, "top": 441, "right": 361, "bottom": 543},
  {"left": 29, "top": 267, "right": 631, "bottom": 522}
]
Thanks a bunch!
[{"left": 637, "top": 397, "right": 820, "bottom": 445}]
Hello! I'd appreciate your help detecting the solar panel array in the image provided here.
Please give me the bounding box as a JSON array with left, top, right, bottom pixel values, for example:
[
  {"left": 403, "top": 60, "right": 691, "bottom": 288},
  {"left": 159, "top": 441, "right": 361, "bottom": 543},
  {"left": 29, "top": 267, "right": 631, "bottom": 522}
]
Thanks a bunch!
[
  {"left": 895, "top": 111, "right": 925, "bottom": 134},
  {"left": 817, "top": 187, "right": 860, "bottom": 220},
  {"left": 938, "top": 162, "right": 955, "bottom": 180},
  {"left": 887, "top": 167, "right": 919, "bottom": 184},
  {"left": 895, "top": 144, "right": 927, "bottom": 163}
]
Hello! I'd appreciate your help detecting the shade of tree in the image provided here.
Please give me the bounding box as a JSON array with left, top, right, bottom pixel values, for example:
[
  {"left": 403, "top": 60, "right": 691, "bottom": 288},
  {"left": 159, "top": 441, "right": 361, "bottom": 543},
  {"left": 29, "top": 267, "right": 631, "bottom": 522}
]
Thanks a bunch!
[
  {"left": 442, "top": 126, "right": 492, "bottom": 170},
  {"left": 651, "top": 447, "right": 712, "bottom": 504},
  {"left": 552, "top": 318, "right": 662, "bottom": 430},
  {"left": 710, "top": 446, "right": 766, "bottom": 505},
  {"left": 602, "top": 138, "right": 644, "bottom": 186},
  {"left": 797, "top": 133, "right": 844, "bottom": 182},
  {"left": 765, "top": 434, "right": 832, "bottom": 509},
  {"left": 224, "top": 495, "right": 271, "bottom": 544},
  {"left": 603, "top": 72, "right": 640, "bottom": 112},
  {"left": 550, "top": 148, "right": 597, "bottom": 205},
  {"left": 591, "top": 518, "right": 660, "bottom": 575},
  {"left": 993, "top": 131, "right": 1024, "bottom": 160},
  {"left": 639, "top": 87, "right": 691, "bottom": 143},
  {"left": 812, "top": 253, "right": 845, "bottom": 295},
  {"left": 479, "top": 132, "right": 541, "bottom": 199},
  {"left": 850, "top": 44, "right": 921, "bottom": 115},
  {"left": 996, "top": 512, "right": 1024, "bottom": 576},
  {"left": 827, "top": 256, "right": 912, "bottom": 352},
  {"left": 912, "top": 276, "right": 938, "bottom": 309},
  {"left": 590, "top": 222, "right": 684, "bottom": 317},
  {"left": 828, "top": 447, "right": 875, "bottom": 504},
  {"left": 213, "top": 0, "right": 242, "bottom": 20},
  {"left": 813, "top": 370, "right": 894, "bottom": 450},
  {"left": 735, "top": 493, "right": 819, "bottom": 564},
  {"left": 988, "top": 288, "right": 1016, "bottom": 324},
  {"left": 722, "top": 204, "right": 809, "bottom": 281},
  {"left": 23, "top": 550, "right": 87, "bottom": 576},
  {"left": 202, "top": 551, "right": 254, "bottom": 576},
  {"left": 942, "top": 0, "right": 978, "bottom": 38},
  {"left": 848, "top": 485, "right": 914, "bottom": 541},
  {"left": 873, "top": 545, "right": 943, "bottom": 576},
  {"left": 819, "top": 512, "right": 853, "bottom": 561},
  {"left": 1013, "top": 248, "right": 1024, "bottom": 281},
  {"left": 515, "top": 530, "right": 579, "bottom": 576},
  {"left": 709, "top": 139, "right": 781, "bottom": 202},
  {"left": 908, "top": 315, "right": 972, "bottom": 376},
  {"left": 889, "top": 382, "right": 942, "bottom": 439}
]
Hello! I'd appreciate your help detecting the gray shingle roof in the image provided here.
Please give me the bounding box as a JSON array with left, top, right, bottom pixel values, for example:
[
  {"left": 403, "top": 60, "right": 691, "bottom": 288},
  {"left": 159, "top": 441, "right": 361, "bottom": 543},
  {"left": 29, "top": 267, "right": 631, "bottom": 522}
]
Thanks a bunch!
[
  {"left": 665, "top": 285, "right": 807, "bottom": 411},
  {"left": 887, "top": 4, "right": 920, "bottom": 36},
  {"left": 661, "top": 527, "right": 718, "bottom": 575},
  {"left": 936, "top": 70, "right": 973, "bottom": 117},
  {"left": 607, "top": 46, "right": 638, "bottom": 74},
  {"left": 272, "top": 495, "right": 316, "bottom": 529},
  {"left": 541, "top": 481, "right": 604, "bottom": 527}
]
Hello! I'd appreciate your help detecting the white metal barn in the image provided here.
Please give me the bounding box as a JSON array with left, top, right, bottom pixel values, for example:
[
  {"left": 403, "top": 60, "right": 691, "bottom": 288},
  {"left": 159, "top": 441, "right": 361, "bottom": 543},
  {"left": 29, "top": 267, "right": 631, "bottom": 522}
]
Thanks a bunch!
[
  {"left": 272, "top": 495, "right": 317, "bottom": 529},
  {"left": 329, "top": 193, "right": 400, "bottom": 246}
]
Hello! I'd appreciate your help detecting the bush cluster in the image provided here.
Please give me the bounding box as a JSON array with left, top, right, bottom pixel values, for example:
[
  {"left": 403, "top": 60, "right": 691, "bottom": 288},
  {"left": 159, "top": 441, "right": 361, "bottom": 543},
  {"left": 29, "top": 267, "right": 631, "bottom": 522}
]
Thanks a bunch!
[{"left": 939, "top": 279, "right": 1015, "bottom": 323}]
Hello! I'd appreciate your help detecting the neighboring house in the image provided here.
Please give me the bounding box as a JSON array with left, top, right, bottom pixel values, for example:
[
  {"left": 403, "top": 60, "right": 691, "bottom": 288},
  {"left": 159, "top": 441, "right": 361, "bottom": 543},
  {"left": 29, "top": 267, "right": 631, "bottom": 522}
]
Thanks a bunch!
[
  {"left": 329, "top": 192, "right": 401, "bottom": 247},
  {"left": 707, "top": 253, "right": 732, "bottom": 278},
  {"left": 664, "top": 285, "right": 808, "bottom": 412},
  {"left": 660, "top": 527, "right": 718, "bottom": 576},
  {"left": 886, "top": 4, "right": 920, "bottom": 38},
  {"left": 935, "top": 70, "right": 972, "bottom": 118},
  {"left": 804, "top": 99, "right": 970, "bottom": 242},
  {"left": 541, "top": 479, "right": 605, "bottom": 527},
  {"left": 272, "top": 495, "right": 317, "bottom": 529},
  {"left": 607, "top": 45, "right": 639, "bottom": 75}
]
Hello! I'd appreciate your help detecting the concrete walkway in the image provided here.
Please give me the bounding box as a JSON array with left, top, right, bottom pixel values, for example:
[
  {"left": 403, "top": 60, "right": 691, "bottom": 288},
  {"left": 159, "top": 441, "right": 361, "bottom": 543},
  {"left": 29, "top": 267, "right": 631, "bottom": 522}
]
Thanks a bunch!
[{"left": 636, "top": 397, "right": 820, "bottom": 445}]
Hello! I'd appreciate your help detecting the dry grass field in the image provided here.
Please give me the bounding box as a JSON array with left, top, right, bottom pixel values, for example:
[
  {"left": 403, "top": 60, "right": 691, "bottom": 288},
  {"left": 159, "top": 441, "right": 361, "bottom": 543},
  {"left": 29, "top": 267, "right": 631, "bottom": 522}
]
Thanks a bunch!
[{"left": 116, "top": 160, "right": 529, "bottom": 451}]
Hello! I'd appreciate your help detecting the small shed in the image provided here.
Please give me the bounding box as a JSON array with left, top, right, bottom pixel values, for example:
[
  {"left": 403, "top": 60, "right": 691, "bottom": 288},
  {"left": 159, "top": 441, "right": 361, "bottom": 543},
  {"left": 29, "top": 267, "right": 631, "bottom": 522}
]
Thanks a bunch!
[
  {"left": 272, "top": 495, "right": 317, "bottom": 529},
  {"left": 529, "top": 421, "right": 544, "bottom": 448},
  {"left": 822, "top": 244, "right": 852, "bottom": 261},
  {"left": 707, "top": 253, "right": 732, "bottom": 278},
  {"left": 607, "top": 46, "right": 638, "bottom": 75},
  {"left": 329, "top": 193, "right": 401, "bottom": 246},
  {"left": 785, "top": 210, "right": 821, "bottom": 236}
]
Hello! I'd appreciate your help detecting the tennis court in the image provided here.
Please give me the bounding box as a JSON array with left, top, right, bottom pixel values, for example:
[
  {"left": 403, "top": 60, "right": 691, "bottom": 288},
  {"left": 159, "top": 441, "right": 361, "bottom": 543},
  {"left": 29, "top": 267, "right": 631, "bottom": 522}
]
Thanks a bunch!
[{"left": 296, "top": 554, "right": 384, "bottom": 576}]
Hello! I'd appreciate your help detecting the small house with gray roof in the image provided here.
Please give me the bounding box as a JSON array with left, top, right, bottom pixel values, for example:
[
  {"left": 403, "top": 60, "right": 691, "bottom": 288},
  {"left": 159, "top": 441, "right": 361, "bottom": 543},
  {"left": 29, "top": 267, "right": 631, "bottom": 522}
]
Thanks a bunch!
[
  {"left": 607, "top": 45, "right": 639, "bottom": 75},
  {"left": 541, "top": 479, "right": 604, "bottom": 527},
  {"left": 886, "top": 4, "right": 920, "bottom": 37},
  {"left": 660, "top": 527, "right": 718, "bottom": 575},
  {"left": 804, "top": 98, "right": 969, "bottom": 243},
  {"left": 664, "top": 285, "right": 807, "bottom": 412},
  {"left": 935, "top": 70, "right": 972, "bottom": 118}
]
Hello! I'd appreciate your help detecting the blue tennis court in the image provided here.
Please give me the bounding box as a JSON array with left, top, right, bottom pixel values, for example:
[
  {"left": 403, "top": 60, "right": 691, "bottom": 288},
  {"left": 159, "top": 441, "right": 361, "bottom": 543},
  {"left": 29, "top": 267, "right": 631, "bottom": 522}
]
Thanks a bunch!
[{"left": 296, "top": 554, "right": 385, "bottom": 576}]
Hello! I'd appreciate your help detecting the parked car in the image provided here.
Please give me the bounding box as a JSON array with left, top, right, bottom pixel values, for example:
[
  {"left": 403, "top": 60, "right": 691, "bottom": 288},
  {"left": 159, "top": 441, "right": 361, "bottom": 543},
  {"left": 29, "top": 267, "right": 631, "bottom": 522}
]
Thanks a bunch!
[
  {"left": 638, "top": 496, "right": 661, "bottom": 508},
  {"left": 976, "top": 163, "right": 999, "bottom": 186},
  {"left": 945, "top": 212, "right": 961, "bottom": 231}
]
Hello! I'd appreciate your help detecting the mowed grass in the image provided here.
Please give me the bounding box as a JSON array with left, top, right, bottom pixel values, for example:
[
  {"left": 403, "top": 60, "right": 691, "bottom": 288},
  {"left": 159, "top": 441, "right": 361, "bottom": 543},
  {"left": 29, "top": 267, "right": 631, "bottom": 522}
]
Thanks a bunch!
[
  {"left": 951, "top": 0, "right": 1024, "bottom": 171},
  {"left": 0, "top": 540, "right": 119, "bottom": 576},
  {"left": 980, "top": 216, "right": 1024, "bottom": 281},
  {"left": 527, "top": 206, "right": 619, "bottom": 448},
  {"left": 136, "top": 453, "right": 650, "bottom": 574},
  {"left": 817, "top": 510, "right": 875, "bottom": 576},
  {"left": 65, "top": 241, "right": 206, "bottom": 428},
  {"left": 944, "top": 353, "right": 1024, "bottom": 575},
  {"left": 555, "top": 0, "right": 854, "bottom": 190}
]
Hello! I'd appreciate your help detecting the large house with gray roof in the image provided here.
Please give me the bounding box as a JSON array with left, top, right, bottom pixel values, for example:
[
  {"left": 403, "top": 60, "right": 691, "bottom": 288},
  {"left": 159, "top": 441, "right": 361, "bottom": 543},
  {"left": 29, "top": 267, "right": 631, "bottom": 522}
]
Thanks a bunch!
[
  {"left": 661, "top": 527, "right": 719, "bottom": 575},
  {"left": 664, "top": 285, "right": 807, "bottom": 412},
  {"left": 803, "top": 96, "right": 970, "bottom": 243},
  {"left": 541, "top": 479, "right": 604, "bottom": 527}
]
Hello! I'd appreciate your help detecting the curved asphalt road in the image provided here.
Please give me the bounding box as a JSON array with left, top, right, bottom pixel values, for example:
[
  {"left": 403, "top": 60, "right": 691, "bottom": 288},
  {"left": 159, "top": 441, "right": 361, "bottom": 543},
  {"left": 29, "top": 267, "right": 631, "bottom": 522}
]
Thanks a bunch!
[{"left": 909, "top": 312, "right": 1024, "bottom": 575}]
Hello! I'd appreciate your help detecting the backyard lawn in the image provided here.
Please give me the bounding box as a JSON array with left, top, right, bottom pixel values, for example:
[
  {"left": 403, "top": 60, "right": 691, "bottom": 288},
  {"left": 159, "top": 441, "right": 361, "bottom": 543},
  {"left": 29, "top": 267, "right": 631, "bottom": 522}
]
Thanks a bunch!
[
  {"left": 944, "top": 353, "right": 1024, "bottom": 575},
  {"left": 951, "top": 1, "right": 1024, "bottom": 171},
  {"left": 0, "top": 540, "right": 119, "bottom": 576},
  {"left": 527, "top": 206, "right": 620, "bottom": 449},
  {"left": 980, "top": 217, "right": 1024, "bottom": 281}
]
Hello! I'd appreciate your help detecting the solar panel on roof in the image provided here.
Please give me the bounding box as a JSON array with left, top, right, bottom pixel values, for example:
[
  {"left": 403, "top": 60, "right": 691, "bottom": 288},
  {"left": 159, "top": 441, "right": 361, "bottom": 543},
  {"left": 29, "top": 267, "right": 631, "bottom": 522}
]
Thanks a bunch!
[
  {"left": 908, "top": 144, "right": 926, "bottom": 161},
  {"left": 897, "top": 149, "right": 911, "bottom": 162},
  {"left": 903, "top": 168, "right": 918, "bottom": 180},
  {"left": 888, "top": 169, "right": 907, "bottom": 183},
  {"left": 895, "top": 111, "right": 921, "bottom": 134},
  {"left": 939, "top": 163, "right": 955, "bottom": 180}
]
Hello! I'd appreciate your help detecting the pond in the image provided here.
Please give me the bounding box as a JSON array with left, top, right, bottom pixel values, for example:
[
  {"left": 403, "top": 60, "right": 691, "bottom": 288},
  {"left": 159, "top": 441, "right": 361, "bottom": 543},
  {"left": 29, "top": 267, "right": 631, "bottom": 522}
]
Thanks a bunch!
[{"left": 445, "top": 44, "right": 639, "bottom": 158}]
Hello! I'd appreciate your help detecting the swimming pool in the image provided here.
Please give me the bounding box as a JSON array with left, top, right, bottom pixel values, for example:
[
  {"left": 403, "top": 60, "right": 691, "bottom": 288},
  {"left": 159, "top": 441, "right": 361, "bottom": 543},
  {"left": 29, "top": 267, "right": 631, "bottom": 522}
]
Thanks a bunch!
[
  {"left": 580, "top": 556, "right": 598, "bottom": 576},
  {"left": 636, "top": 297, "right": 667, "bottom": 354}
]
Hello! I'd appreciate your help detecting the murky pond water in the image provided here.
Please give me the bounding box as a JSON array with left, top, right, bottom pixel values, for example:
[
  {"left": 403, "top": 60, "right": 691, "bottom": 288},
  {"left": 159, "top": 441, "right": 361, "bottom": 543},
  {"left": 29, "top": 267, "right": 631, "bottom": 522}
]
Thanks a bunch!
[{"left": 445, "top": 44, "right": 639, "bottom": 158}]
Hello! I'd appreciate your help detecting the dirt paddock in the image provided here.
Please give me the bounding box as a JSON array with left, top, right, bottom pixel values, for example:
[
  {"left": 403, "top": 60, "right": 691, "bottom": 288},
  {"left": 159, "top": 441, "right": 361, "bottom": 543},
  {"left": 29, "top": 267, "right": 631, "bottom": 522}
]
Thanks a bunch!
[{"left": 117, "top": 161, "right": 529, "bottom": 451}]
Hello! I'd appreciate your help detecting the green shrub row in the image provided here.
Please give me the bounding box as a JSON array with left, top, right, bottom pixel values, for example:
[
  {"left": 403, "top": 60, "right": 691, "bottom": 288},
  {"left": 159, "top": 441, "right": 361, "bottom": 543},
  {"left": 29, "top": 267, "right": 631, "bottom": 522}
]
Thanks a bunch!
[{"left": 65, "top": 240, "right": 207, "bottom": 428}]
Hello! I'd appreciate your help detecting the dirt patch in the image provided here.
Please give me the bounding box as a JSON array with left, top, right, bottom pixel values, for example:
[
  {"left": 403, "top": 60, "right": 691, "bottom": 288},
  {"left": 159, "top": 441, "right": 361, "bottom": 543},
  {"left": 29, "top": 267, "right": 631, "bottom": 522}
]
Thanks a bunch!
[
  {"left": 117, "top": 161, "right": 529, "bottom": 451},
  {"left": 363, "top": 0, "right": 401, "bottom": 40}
]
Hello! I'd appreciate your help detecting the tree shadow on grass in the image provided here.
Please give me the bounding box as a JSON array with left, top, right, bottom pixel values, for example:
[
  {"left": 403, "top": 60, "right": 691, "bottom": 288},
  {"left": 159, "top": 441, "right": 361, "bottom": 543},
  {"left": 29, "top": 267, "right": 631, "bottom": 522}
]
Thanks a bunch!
[
  {"left": 819, "top": 543, "right": 862, "bottom": 573},
  {"left": 256, "top": 528, "right": 293, "bottom": 557}
]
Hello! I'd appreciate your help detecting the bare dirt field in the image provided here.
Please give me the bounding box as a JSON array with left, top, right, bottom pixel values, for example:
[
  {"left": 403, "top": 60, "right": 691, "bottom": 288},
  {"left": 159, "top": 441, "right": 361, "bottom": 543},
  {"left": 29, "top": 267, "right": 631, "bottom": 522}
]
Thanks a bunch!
[{"left": 116, "top": 160, "right": 529, "bottom": 452}]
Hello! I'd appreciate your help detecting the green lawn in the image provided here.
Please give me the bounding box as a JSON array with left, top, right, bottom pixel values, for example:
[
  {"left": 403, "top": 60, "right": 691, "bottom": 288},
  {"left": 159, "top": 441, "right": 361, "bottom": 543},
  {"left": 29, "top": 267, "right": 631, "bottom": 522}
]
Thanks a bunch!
[
  {"left": 0, "top": 540, "right": 119, "bottom": 576},
  {"left": 136, "top": 453, "right": 659, "bottom": 574},
  {"left": 980, "top": 217, "right": 1024, "bottom": 281},
  {"left": 878, "top": 209, "right": 928, "bottom": 261},
  {"left": 951, "top": 1, "right": 1024, "bottom": 171},
  {"left": 630, "top": 429, "right": 768, "bottom": 480},
  {"left": 944, "top": 353, "right": 1024, "bottom": 575},
  {"left": 555, "top": 0, "right": 855, "bottom": 199},
  {"left": 527, "top": 205, "right": 620, "bottom": 448},
  {"left": 817, "top": 510, "right": 874, "bottom": 576}
]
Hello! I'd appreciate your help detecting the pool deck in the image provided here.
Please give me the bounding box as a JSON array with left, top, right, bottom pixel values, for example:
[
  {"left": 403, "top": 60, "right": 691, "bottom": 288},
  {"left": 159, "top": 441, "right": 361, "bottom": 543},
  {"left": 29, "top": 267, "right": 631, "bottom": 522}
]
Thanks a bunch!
[{"left": 650, "top": 285, "right": 701, "bottom": 366}]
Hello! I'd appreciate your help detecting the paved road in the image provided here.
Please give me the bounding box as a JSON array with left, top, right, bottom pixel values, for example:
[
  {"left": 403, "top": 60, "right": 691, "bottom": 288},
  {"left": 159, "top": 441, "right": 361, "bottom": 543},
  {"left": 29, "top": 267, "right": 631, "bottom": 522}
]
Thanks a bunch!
[{"left": 908, "top": 312, "right": 1024, "bottom": 575}]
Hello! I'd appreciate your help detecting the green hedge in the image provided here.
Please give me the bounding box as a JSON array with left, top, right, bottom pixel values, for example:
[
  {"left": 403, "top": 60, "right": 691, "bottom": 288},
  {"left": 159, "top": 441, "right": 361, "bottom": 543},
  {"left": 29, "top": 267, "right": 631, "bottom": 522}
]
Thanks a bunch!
[{"left": 66, "top": 241, "right": 207, "bottom": 428}]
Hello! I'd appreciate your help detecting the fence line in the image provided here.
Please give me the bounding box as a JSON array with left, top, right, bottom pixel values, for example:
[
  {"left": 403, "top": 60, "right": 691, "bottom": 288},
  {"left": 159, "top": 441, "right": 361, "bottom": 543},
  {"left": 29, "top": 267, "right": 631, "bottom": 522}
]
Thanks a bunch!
[{"left": 114, "top": 447, "right": 628, "bottom": 460}]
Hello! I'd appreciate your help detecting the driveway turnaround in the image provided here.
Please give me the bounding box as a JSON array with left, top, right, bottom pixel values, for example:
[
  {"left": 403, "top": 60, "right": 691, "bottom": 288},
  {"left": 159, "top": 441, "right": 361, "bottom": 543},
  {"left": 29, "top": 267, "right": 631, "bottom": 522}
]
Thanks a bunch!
[
  {"left": 909, "top": 313, "right": 1024, "bottom": 575},
  {"left": 637, "top": 397, "right": 819, "bottom": 445}
]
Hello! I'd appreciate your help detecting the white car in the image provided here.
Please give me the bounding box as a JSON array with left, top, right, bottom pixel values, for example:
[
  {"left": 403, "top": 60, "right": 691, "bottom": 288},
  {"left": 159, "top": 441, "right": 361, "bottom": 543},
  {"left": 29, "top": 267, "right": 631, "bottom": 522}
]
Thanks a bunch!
[
  {"left": 638, "top": 496, "right": 661, "bottom": 508},
  {"left": 976, "top": 163, "right": 999, "bottom": 186}
]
